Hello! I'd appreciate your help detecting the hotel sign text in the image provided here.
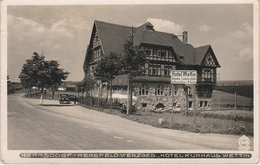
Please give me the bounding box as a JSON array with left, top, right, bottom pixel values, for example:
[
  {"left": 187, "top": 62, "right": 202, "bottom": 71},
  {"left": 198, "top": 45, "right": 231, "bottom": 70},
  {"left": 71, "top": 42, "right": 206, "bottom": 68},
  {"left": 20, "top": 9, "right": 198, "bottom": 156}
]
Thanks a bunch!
[{"left": 171, "top": 70, "right": 197, "bottom": 84}]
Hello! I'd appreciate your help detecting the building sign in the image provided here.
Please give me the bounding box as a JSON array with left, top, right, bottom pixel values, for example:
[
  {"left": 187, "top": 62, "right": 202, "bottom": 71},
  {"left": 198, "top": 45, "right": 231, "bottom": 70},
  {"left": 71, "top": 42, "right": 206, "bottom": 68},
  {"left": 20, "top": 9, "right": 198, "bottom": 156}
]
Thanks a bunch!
[{"left": 171, "top": 70, "right": 197, "bottom": 84}]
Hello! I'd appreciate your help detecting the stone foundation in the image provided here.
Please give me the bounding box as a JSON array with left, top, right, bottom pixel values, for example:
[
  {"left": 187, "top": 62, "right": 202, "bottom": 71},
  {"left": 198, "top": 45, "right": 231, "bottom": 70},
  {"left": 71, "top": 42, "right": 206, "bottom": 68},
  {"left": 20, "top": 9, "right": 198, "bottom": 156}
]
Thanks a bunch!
[{"left": 89, "top": 82, "right": 213, "bottom": 111}]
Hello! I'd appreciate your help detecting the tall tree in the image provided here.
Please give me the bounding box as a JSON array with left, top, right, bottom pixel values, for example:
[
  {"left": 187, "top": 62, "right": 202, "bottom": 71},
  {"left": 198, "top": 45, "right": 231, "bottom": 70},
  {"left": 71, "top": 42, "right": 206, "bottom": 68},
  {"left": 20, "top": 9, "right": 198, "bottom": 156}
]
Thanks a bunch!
[
  {"left": 44, "top": 60, "right": 69, "bottom": 99},
  {"left": 94, "top": 52, "right": 123, "bottom": 111},
  {"left": 19, "top": 52, "right": 69, "bottom": 102},
  {"left": 123, "top": 37, "right": 146, "bottom": 115}
]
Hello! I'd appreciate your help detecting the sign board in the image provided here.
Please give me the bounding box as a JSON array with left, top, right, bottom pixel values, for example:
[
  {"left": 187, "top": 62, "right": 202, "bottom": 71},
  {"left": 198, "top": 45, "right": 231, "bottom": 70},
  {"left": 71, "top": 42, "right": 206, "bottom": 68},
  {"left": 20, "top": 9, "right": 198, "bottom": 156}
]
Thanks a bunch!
[{"left": 171, "top": 70, "right": 197, "bottom": 84}]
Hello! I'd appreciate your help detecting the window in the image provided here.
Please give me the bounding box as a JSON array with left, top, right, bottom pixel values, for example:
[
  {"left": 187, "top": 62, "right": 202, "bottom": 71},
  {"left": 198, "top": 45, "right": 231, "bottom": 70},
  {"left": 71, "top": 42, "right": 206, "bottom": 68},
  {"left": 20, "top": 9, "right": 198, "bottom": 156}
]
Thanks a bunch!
[
  {"left": 156, "top": 85, "right": 164, "bottom": 95},
  {"left": 169, "top": 86, "right": 177, "bottom": 96},
  {"left": 164, "top": 65, "right": 172, "bottom": 76},
  {"left": 154, "top": 48, "right": 158, "bottom": 56},
  {"left": 202, "top": 68, "right": 214, "bottom": 82},
  {"left": 156, "top": 65, "right": 160, "bottom": 75},
  {"left": 139, "top": 84, "right": 148, "bottom": 96},
  {"left": 205, "top": 101, "right": 208, "bottom": 107},
  {"left": 168, "top": 50, "right": 173, "bottom": 58},
  {"left": 164, "top": 69, "right": 168, "bottom": 76},
  {"left": 200, "top": 101, "right": 203, "bottom": 107},
  {"left": 145, "top": 63, "right": 149, "bottom": 75},
  {"left": 93, "top": 48, "right": 102, "bottom": 61},
  {"left": 153, "top": 68, "right": 156, "bottom": 75},
  {"left": 161, "top": 49, "right": 166, "bottom": 57},
  {"left": 157, "top": 49, "right": 161, "bottom": 57},
  {"left": 189, "top": 101, "right": 192, "bottom": 108},
  {"left": 145, "top": 48, "right": 152, "bottom": 56},
  {"left": 142, "top": 103, "right": 147, "bottom": 107},
  {"left": 146, "top": 63, "right": 175, "bottom": 76},
  {"left": 149, "top": 65, "right": 152, "bottom": 75},
  {"left": 166, "top": 50, "right": 169, "bottom": 58}
]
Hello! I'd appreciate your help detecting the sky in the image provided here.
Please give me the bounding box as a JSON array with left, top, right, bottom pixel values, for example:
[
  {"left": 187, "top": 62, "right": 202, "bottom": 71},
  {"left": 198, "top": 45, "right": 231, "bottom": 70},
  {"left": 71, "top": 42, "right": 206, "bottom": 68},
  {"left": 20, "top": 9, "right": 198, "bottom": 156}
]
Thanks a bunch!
[{"left": 6, "top": 3, "right": 254, "bottom": 82}]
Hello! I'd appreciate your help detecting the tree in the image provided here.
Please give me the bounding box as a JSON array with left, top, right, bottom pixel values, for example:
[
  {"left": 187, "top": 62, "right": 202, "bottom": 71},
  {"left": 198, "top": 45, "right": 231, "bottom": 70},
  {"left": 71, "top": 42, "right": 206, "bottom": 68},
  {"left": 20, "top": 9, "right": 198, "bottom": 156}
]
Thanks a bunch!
[
  {"left": 77, "top": 73, "right": 96, "bottom": 105},
  {"left": 94, "top": 52, "right": 123, "bottom": 111},
  {"left": 44, "top": 60, "right": 70, "bottom": 99},
  {"left": 123, "top": 37, "right": 146, "bottom": 115},
  {"left": 19, "top": 52, "right": 69, "bottom": 102},
  {"left": 19, "top": 52, "right": 45, "bottom": 95}
]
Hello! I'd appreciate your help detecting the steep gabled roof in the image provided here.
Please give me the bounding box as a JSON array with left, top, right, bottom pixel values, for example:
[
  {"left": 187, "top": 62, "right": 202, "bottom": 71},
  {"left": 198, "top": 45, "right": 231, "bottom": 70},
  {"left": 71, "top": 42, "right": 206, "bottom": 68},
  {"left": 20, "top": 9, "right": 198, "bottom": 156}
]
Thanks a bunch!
[
  {"left": 158, "top": 31, "right": 195, "bottom": 65},
  {"left": 195, "top": 45, "right": 220, "bottom": 67},
  {"left": 95, "top": 20, "right": 132, "bottom": 55},
  {"left": 91, "top": 20, "right": 220, "bottom": 68},
  {"left": 194, "top": 45, "right": 210, "bottom": 65}
]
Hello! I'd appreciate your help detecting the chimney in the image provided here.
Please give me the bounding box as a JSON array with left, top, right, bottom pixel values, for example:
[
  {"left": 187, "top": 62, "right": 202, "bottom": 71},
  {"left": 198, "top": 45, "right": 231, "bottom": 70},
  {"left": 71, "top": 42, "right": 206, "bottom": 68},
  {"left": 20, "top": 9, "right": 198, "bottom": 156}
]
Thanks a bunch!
[{"left": 182, "top": 31, "right": 188, "bottom": 44}]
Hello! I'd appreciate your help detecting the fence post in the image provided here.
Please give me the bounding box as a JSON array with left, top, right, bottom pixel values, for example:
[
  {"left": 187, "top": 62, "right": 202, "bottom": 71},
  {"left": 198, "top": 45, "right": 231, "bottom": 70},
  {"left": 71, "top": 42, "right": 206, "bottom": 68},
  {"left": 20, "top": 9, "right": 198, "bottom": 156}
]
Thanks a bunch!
[
  {"left": 235, "top": 92, "right": 237, "bottom": 121},
  {"left": 203, "top": 94, "right": 205, "bottom": 112},
  {"left": 192, "top": 84, "right": 196, "bottom": 126},
  {"left": 244, "top": 97, "right": 246, "bottom": 110},
  {"left": 219, "top": 96, "right": 220, "bottom": 111}
]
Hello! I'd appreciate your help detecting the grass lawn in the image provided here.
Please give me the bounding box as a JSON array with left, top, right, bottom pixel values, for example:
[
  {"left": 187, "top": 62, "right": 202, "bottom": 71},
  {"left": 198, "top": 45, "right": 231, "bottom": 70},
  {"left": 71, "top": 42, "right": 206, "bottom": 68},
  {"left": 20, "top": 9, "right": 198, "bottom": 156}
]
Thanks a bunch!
[{"left": 83, "top": 105, "right": 253, "bottom": 136}]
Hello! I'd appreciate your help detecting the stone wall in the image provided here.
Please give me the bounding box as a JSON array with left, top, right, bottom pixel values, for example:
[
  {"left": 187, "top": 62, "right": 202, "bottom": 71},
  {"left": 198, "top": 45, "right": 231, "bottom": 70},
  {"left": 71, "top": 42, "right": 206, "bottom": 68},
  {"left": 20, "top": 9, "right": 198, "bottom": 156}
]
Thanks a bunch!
[
  {"left": 133, "top": 83, "right": 213, "bottom": 111},
  {"left": 88, "top": 82, "right": 213, "bottom": 111}
]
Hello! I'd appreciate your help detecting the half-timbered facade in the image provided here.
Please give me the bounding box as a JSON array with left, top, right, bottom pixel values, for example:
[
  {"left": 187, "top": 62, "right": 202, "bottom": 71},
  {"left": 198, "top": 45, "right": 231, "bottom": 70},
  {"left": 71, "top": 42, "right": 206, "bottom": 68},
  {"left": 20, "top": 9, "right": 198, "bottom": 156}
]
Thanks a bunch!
[{"left": 83, "top": 20, "right": 220, "bottom": 111}]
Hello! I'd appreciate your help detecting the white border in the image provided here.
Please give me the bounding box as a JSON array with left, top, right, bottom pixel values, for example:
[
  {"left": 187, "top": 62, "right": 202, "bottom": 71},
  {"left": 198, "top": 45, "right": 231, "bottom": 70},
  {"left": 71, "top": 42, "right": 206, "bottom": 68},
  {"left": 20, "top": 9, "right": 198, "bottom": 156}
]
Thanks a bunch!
[{"left": 1, "top": 0, "right": 259, "bottom": 164}]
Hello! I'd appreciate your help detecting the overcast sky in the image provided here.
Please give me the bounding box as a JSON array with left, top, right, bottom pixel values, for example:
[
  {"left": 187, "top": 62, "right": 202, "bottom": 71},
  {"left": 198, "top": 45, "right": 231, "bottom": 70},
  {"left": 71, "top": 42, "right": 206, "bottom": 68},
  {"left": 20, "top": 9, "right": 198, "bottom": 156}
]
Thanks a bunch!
[{"left": 6, "top": 4, "right": 254, "bottom": 82}]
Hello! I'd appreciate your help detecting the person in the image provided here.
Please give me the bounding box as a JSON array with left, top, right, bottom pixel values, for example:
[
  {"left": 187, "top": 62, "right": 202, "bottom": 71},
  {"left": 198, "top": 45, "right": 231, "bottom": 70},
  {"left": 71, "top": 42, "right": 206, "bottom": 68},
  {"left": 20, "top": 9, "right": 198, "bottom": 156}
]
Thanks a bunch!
[{"left": 74, "top": 96, "right": 77, "bottom": 105}]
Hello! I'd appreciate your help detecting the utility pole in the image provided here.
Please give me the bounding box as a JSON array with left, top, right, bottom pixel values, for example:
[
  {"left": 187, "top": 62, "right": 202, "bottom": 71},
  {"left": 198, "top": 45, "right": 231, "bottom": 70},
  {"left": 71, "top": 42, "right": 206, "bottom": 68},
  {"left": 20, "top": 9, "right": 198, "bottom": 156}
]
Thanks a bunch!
[{"left": 127, "top": 75, "right": 130, "bottom": 115}]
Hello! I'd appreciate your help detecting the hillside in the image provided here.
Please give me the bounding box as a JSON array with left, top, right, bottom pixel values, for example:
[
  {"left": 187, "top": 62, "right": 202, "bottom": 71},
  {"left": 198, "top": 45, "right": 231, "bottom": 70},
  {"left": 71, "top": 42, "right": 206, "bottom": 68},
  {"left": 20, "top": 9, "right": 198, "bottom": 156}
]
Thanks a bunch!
[{"left": 215, "top": 80, "right": 253, "bottom": 98}]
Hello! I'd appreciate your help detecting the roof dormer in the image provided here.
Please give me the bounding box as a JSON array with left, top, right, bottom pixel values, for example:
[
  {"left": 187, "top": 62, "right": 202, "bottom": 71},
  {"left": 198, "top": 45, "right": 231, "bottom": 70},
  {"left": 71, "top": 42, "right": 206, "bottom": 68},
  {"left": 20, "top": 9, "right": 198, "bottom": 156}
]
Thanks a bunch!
[{"left": 146, "top": 22, "right": 154, "bottom": 31}]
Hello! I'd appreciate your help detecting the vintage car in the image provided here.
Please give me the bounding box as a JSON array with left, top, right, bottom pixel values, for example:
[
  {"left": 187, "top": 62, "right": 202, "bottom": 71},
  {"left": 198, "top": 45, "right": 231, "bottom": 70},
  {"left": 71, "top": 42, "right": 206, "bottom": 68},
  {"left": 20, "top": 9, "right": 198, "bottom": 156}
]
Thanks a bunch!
[
  {"left": 68, "top": 95, "right": 78, "bottom": 103},
  {"left": 59, "top": 94, "right": 71, "bottom": 104}
]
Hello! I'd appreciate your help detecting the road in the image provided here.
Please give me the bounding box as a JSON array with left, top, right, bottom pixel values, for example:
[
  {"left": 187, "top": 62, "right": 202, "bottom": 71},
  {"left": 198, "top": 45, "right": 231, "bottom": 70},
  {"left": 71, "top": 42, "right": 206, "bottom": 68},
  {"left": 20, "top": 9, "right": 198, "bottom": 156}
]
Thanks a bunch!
[{"left": 8, "top": 93, "right": 253, "bottom": 150}]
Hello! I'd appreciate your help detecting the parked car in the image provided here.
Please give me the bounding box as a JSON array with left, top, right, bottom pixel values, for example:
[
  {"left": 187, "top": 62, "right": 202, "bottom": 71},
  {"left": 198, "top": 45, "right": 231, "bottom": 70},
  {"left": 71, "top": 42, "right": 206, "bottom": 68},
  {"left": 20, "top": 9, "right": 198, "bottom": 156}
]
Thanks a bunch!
[
  {"left": 59, "top": 94, "right": 71, "bottom": 104},
  {"left": 68, "top": 95, "right": 78, "bottom": 104}
]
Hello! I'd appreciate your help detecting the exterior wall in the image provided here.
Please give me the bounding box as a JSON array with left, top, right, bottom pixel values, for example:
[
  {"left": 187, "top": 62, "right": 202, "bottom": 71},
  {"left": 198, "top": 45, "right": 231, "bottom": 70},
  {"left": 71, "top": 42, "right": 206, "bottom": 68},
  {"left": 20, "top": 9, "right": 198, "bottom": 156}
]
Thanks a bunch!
[
  {"left": 132, "top": 83, "right": 213, "bottom": 111},
  {"left": 133, "top": 82, "right": 173, "bottom": 111},
  {"left": 87, "top": 80, "right": 213, "bottom": 111}
]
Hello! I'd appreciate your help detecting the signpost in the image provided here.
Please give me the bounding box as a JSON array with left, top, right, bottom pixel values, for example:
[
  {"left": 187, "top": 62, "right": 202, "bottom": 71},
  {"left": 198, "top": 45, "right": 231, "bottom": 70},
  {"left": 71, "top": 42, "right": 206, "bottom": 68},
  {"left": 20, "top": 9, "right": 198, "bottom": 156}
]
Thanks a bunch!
[{"left": 171, "top": 70, "right": 197, "bottom": 125}]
